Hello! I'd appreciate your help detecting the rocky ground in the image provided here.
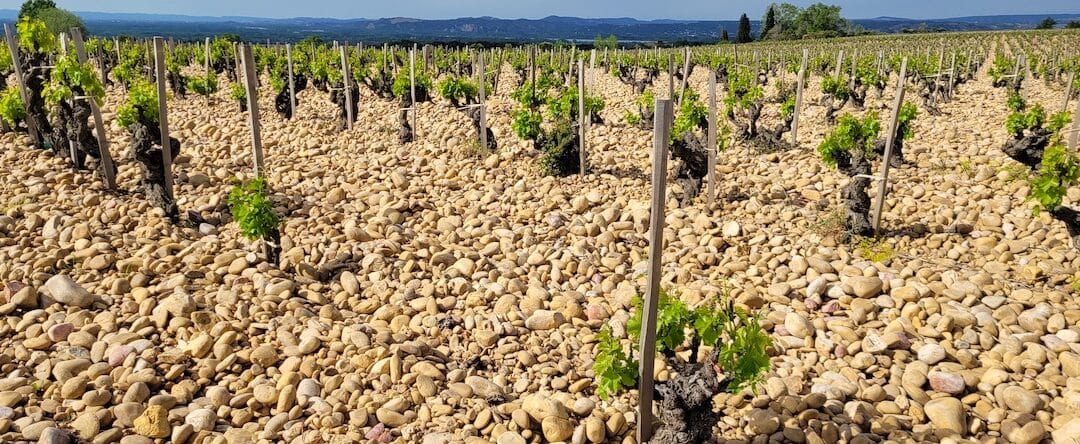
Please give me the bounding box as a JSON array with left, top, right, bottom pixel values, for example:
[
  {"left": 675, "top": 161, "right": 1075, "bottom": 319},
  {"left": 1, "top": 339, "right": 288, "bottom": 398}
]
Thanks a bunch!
[{"left": 0, "top": 47, "right": 1079, "bottom": 444}]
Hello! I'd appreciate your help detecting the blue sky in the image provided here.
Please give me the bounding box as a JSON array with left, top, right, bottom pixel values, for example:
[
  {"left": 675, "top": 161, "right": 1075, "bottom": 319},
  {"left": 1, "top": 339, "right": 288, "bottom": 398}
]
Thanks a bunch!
[{"left": 11, "top": 0, "right": 1080, "bottom": 20}]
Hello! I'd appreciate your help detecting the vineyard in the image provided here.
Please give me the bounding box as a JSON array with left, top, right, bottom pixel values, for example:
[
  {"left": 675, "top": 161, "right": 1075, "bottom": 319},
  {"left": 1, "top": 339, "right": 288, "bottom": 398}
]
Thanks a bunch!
[{"left": 1, "top": 14, "right": 1080, "bottom": 444}]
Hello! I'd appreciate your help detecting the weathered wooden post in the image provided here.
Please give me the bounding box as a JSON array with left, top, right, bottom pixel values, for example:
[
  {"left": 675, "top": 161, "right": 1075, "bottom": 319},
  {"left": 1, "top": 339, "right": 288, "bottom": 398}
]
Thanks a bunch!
[
  {"left": 791, "top": 49, "right": 807, "bottom": 146},
  {"left": 286, "top": 44, "right": 296, "bottom": 118},
  {"left": 152, "top": 37, "right": 175, "bottom": 203},
  {"left": 638, "top": 98, "right": 673, "bottom": 444},
  {"left": 71, "top": 29, "right": 118, "bottom": 190},
  {"left": 410, "top": 48, "right": 417, "bottom": 137},
  {"left": 871, "top": 58, "right": 908, "bottom": 234},
  {"left": 240, "top": 44, "right": 265, "bottom": 176},
  {"left": 1063, "top": 71, "right": 1075, "bottom": 113},
  {"left": 679, "top": 47, "right": 691, "bottom": 100},
  {"left": 1071, "top": 83, "right": 1080, "bottom": 151},
  {"left": 668, "top": 53, "right": 675, "bottom": 101},
  {"left": 4, "top": 23, "right": 41, "bottom": 146},
  {"left": 578, "top": 59, "right": 586, "bottom": 175},
  {"left": 340, "top": 45, "right": 354, "bottom": 130},
  {"left": 479, "top": 52, "right": 488, "bottom": 151},
  {"left": 834, "top": 50, "right": 844, "bottom": 78},
  {"left": 204, "top": 37, "right": 211, "bottom": 79},
  {"left": 707, "top": 71, "right": 717, "bottom": 206}
]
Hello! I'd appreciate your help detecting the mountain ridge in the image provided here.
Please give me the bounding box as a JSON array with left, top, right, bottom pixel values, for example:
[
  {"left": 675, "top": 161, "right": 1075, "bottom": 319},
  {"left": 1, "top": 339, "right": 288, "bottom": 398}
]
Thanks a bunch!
[{"left": 0, "top": 9, "right": 1078, "bottom": 43}]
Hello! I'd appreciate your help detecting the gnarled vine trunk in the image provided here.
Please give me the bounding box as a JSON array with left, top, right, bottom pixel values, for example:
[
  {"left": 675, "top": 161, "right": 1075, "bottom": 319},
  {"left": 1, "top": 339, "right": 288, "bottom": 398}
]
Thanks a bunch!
[
  {"left": 130, "top": 120, "right": 182, "bottom": 220},
  {"left": 670, "top": 131, "right": 709, "bottom": 205},
  {"left": 836, "top": 150, "right": 873, "bottom": 237},
  {"left": 465, "top": 107, "right": 497, "bottom": 151},
  {"left": 21, "top": 53, "right": 55, "bottom": 151}
]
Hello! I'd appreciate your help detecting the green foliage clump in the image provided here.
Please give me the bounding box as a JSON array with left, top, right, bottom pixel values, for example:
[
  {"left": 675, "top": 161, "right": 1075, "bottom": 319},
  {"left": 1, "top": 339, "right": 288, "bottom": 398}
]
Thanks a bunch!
[
  {"left": 780, "top": 96, "right": 796, "bottom": 121},
  {"left": 437, "top": 76, "right": 478, "bottom": 105},
  {"left": 536, "top": 120, "right": 579, "bottom": 176},
  {"left": 512, "top": 84, "right": 545, "bottom": 109},
  {"left": 16, "top": 16, "right": 57, "bottom": 55},
  {"left": 725, "top": 69, "right": 764, "bottom": 114},
  {"left": 1005, "top": 104, "right": 1046, "bottom": 137},
  {"left": 0, "top": 87, "right": 26, "bottom": 127},
  {"left": 618, "top": 288, "right": 772, "bottom": 395},
  {"left": 896, "top": 102, "right": 918, "bottom": 140},
  {"left": 228, "top": 176, "right": 281, "bottom": 241},
  {"left": 188, "top": 73, "right": 219, "bottom": 97},
  {"left": 1028, "top": 142, "right": 1080, "bottom": 214},
  {"left": 1006, "top": 91, "right": 1025, "bottom": 113},
  {"left": 821, "top": 75, "right": 849, "bottom": 101},
  {"left": 593, "top": 326, "right": 638, "bottom": 401},
  {"left": 230, "top": 83, "right": 246, "bottom": 103},
  {"left": 546, "top": 86, "right": 604, "bottom": 121},
  {"left": 44, "top": 54, "right": 105, "bottom": 106},
  {"left": 116, "top": 81, "right": 159, "bottom": 128},
  {"left": 391, "top": 69, "right": 432, "bottom": 100},
  {"left": 671, "top": 88, "right": 707, "bottom": 143},
  {"left": 818, "top": 113, "right": 881, "bottom": 167},
  {"left": 511, "top": 109, "right": 542, "bottom": 141}
]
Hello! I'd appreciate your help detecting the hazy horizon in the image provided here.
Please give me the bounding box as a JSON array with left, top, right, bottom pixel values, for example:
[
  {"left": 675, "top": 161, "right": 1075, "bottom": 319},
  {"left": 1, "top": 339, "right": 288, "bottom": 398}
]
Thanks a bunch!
[{"left": 6, "top": 0, "right": 1079, "bottom": 21}]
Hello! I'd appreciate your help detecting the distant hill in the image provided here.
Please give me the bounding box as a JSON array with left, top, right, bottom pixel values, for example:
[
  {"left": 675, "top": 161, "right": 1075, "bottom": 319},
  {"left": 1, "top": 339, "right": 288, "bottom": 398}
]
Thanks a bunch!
[{"left": 0, "top": 10, "right": 1078, "bottom": 43}]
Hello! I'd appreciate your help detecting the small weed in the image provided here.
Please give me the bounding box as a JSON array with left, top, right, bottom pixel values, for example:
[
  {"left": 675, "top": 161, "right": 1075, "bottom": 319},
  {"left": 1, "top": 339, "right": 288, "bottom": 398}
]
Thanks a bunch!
[
  {"left": 459, "top": 138, "right": 492, "bottom": 158},
  {"left": 1071, "top": 277, "right": 1080, "bottom": 294},
  {"left": 999, "top": 163, "right": 1029, "bottom": 184},
  {"left": 3, "top": 196, "right": 30, "bottom": 213},
  {"left": 958, "top": 159, "right": 974, "bottom": 177},
  {"left": 857, "top": 237, "right": 896, "bottom": 263},
  {"left": 812, "top": 208, "right": 846, "bottom": 239}
]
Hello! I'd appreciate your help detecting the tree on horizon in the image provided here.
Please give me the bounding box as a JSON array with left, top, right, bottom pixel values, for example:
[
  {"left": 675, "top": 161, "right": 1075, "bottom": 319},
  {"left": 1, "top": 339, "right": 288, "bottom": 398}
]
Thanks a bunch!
[
  {"left": 1036, "top": 17, "right": 1056, "bottom": 29},
  {"left": 761, "top": 6, "right": 777, "bottom": 39},
  {"left": 736, "top": 13, "right": 753, "bottom": 43}
]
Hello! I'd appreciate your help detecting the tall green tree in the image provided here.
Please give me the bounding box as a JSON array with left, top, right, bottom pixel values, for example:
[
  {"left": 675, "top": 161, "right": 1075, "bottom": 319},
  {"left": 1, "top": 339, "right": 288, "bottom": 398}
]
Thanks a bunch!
[
  {"left": 1036, "top": 17, "right": 1056, "bottom": 29},
  {"left": 1067, "top": 21, "right": 1080, "bottom": 29},
  {"left": 736, "top": 13, "right": 753, "bottom": 43},
  {"left": 36, "top": 7, "right": 87, "bottom": 35},
  {"left": 795, "top": 3, "right": 846, "bottom": 38},
  {"left": 18, "top": 0, "right": 56, "bottom": 19},
  {"left": 761, "top": 6, "right": 777, "bottom": 38},
  {"left": 720, "top": 28, "right": 730, "bottom": 43}
]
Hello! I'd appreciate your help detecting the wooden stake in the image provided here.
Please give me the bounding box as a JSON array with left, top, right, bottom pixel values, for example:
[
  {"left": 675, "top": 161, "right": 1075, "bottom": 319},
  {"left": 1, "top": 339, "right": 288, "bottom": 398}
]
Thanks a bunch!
[
  {"left": 479, "top": 52, "right": 487, "bottom": 151},
  {"left": 834, "top": 50, "right": 844, "bottom": 78},
  {"left": 240, "top": 44, "right": 265, "bottom": 176},
  {"left": 638, "top": 98, "right": 673, "bottom": 444},
  {"left": 668, "top": 53, "right": 675, "bottom": 101},
  {"left": 4, "top": 24, "right": 41, "bottom": 146},
  {"left": 871, "top": 58, "right": 908, "bottom": 234},
  {"left": 578, "top": 59, "right": 586, "bottom": 176},
  {"left": 70, "top": 29, "right": 117, "bottom": 190},
  {"left": 340, "top": 46, "right": 354, "bottom": 130},
  {"left": 204, "top": 37, "right": 211, "bottom": 79},
  {"left": 707, "top": 71, "right": 717, "bottom": 206},
  {"left": 947, "top": 52, "right": 956, "bottom": 99},
  {"left": 679, "top": 47, "right": 691, "bottom": 101},
  {"left": 1063, "top": 71, "right": 1075, "bottom": 113},
  {"left": 410, "top": 48, "right": 417, "bottom": 137},
  {"left": 791, "top": 49, "right": 807, "bottom": 146},
  {"left": 152, "top": 37, "right": 175, "bottom": 202},
  {"left": 1072, "top": 79, "right": 1080, "bottom": 151},
  {"left": 286, "top": 44, "right": 295, "bottom": 118}
]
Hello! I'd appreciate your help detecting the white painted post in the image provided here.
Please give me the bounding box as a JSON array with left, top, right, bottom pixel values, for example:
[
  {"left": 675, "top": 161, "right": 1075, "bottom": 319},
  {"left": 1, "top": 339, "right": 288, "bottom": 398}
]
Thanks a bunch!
[
  {"left": 152, "top": 37, "right": 174, "bottom": 202},
  {"left": 240, "top": 44, "right": 265, "bottom": 177},
  {"left": 871, "top": 58, "right": 908, "bottom": 234},
  {"left": 707, "top": 72, "right": 717, "bottom": 206},
  {"left": 638, "top": 98, "right": 673, "bottom": 444},
  {"left": 286, "top": 44, "right": 295, "bottom": 118},
  {"left": 340, "top": 46, "right": 354, "bottom": 130},
  {"left": 791, "top": 49, "right": 807, "bottom": 146}
]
